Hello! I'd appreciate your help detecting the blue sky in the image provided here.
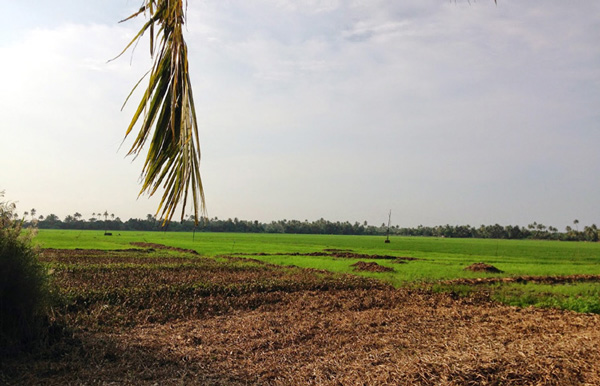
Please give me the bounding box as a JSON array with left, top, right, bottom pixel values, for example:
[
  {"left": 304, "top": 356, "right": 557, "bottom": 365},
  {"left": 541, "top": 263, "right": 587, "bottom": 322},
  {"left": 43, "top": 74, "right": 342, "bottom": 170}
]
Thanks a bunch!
[{"left": 1, "top": 0, "right": 598, "bottom": 229}]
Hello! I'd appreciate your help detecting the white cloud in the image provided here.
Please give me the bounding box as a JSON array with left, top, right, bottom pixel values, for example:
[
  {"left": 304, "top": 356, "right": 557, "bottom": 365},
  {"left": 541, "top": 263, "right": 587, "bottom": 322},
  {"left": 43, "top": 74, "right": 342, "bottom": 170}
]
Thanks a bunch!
[
  {"left": 0, "top": 21, "right": 163, "bottom": 219},
  {"left": 1, "top": 1, "right": 599, "bottom": 228}
]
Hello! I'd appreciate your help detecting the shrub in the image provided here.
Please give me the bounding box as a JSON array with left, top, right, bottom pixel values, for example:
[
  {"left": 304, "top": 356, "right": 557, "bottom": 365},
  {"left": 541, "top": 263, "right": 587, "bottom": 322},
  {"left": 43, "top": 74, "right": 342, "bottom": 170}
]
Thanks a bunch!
[{"left": 0, "top": 192, "right": 51, "bottom": 353}]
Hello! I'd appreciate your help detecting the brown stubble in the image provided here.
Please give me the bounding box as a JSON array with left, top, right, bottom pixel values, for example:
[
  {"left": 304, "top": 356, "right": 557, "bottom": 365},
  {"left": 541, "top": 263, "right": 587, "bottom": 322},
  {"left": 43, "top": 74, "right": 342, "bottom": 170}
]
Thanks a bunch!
[{"left": 3, "top": 248, "right": 599, "bottom": 385}]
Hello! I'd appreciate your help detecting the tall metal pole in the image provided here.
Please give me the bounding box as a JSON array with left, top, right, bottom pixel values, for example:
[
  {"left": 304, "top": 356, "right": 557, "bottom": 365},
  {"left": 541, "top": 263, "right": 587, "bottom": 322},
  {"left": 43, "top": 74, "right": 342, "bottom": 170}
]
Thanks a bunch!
[{"left": 385, "top": 210, "right": 391, "bottom": 243}]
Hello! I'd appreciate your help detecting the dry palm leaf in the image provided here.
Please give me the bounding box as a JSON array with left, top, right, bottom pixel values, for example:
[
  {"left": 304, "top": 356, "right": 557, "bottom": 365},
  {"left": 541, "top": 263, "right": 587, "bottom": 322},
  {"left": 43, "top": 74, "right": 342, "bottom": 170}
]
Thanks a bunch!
[{"left": 116, "top": 0, "right": 205, "bottom": 225}]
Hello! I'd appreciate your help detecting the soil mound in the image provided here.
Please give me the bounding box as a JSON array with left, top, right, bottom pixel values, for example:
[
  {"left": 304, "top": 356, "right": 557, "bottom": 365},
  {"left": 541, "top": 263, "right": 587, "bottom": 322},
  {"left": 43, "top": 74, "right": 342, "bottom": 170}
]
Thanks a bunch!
[
  {"left": 465, "top": 263, "right": 503, "bottom": 273},
  {"left": 351, "top": 261, "right": 394, "bottom": 273}
]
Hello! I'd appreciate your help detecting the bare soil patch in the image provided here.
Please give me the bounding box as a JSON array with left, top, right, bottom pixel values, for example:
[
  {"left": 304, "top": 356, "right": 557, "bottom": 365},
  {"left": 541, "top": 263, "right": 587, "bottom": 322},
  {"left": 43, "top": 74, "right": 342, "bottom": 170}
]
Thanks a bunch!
[
  {"left": 40, "top": 248, "right": 187, "bottom": 265},
  {"left": 130, "top": 242, "right": 200, "bottom": 255},
  {"left": 3, "top": 248, "right": 600, "bottom": 385},
  {"left": 465, "top": 262, "right": 503, "bottom": 273},
  {"left": 444, "top": 274, "right": 600, "bottom": 286},
  {"left": 242, "top": 251, "right": 417, "bottom": 262},
  {"left": 351, "top": 261, "right": 394, "bottom": 273}
]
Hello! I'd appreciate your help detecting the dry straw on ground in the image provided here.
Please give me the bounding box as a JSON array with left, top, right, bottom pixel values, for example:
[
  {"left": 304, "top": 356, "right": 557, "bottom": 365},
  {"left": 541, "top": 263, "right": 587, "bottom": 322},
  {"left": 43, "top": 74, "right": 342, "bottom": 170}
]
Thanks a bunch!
[
  {"left": 464, "top": 262, "right": 503, "bottom": 273},
  {"left": 351, "top": 261, "right": 395, "bottom": 272},
  {"left": 2, "top": 248, "right": 599, "bottom": 385}
]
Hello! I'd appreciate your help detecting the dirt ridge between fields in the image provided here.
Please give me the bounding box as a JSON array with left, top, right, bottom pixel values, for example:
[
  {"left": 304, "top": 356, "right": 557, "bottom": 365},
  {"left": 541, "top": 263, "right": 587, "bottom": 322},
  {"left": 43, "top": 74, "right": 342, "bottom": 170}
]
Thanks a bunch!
[{"left": 441, "top": 274, "right": 600, "bottom": 285}]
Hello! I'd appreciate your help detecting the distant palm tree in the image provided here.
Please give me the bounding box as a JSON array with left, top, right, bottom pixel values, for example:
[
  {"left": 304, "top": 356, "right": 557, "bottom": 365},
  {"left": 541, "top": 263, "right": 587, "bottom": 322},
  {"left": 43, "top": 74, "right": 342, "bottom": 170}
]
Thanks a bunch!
[{"left": 116, "top": 0, "right": 205, "bottom": 225}]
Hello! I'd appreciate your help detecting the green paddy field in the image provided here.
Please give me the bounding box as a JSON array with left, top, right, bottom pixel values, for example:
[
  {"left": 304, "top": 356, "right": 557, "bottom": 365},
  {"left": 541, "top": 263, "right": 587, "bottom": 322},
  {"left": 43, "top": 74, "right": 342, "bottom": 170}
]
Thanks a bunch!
[{"left": 35, "top": 229, "right": 600, "bottom": 313}]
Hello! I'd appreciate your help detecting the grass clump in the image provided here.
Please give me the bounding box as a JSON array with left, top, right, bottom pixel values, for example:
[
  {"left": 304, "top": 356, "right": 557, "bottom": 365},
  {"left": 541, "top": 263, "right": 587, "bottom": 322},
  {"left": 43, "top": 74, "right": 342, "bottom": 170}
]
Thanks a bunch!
[
  {"left": 0, "top": 193, "right": 52, "bottom": 354},
  {"left": 491, "top": 282, "right": 600, "bottom": 314}
]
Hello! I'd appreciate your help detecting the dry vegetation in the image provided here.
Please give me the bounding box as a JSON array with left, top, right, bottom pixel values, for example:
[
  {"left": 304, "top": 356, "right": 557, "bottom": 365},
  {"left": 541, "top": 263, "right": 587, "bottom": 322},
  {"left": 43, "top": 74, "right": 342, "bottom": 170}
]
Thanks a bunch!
[
  {"left": 241, "top": 250, "right": 418, "bottom": 261},
  {"left": 443, "top": 274, "right": 600, "bottom": 286},
  {"left": 351, "top": 261, "right": 395, "bottom": 272},
  {"left": 2, "top": 247, "right": 600, "bottom": 385},
  {"left": 464, "top": 262, "right": 503, "bottom": 273}
]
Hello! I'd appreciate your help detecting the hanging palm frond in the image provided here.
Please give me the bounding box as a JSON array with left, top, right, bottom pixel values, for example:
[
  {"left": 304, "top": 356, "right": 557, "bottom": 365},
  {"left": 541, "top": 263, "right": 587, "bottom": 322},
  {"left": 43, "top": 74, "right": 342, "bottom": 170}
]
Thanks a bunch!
[{"left": 117, "top": 0, "right": 205, "bottom": 225}]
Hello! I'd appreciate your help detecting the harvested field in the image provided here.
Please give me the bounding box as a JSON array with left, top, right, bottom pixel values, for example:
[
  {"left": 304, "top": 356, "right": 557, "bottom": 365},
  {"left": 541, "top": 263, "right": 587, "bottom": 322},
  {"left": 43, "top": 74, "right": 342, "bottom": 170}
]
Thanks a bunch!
[
  {"left": 3, "top": 248, "right": 600, "bottom": 385},
  {"left": 41, "top": 248, "right": 186, "bottom": 265},
  {"left": 130, "top": 242, "right": 200, "bottom": 255}
]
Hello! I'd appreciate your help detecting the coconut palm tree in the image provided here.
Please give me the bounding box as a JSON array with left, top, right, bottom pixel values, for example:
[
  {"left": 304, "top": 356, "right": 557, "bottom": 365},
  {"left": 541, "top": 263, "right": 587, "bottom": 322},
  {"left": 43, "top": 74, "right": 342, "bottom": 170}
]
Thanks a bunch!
[{"left": 117, "top": 0, "right": 205, "bottom": 225}]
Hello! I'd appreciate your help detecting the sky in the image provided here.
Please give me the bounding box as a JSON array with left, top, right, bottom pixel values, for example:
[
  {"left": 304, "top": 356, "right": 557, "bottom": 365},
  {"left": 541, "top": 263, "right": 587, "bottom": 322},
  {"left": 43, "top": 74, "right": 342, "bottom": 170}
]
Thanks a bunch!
[{"left": 1, "top": 0, "right": 599, "bottom": 229}]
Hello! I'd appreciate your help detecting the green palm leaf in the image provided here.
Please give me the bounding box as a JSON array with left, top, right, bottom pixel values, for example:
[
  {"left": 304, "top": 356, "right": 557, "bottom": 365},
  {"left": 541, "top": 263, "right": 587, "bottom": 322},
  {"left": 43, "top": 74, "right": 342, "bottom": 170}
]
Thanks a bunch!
[{"left": 118, "top": 0, "right": 205, "bottom": 225}]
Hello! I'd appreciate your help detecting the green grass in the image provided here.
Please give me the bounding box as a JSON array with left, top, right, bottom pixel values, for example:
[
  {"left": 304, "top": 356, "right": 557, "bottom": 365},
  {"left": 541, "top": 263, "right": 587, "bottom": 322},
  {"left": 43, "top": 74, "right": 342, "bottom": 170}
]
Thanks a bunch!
[
  {"left": 35, "top": 230, "right": 600, "bottom": 281},
  {"left": 490, "top": 282, "right": 600, "bottom": 313},
  {"left": 34, "top": 230, "right": 600, "bottom": 313}
]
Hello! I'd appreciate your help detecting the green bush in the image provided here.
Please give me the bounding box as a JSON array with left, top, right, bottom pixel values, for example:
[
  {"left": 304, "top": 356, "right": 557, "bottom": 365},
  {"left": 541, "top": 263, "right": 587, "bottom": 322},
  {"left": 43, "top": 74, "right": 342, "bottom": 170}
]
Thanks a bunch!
[{"left": 0, "top": 193, "right": 51, "bottom": 353}]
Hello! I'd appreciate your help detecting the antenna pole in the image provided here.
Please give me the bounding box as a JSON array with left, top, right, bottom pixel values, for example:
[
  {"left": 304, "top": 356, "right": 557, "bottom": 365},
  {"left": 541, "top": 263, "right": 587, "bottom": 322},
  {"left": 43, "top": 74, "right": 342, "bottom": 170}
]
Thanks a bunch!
[{"left": 385, "top": 210, "right": 391, "bottom": 243}]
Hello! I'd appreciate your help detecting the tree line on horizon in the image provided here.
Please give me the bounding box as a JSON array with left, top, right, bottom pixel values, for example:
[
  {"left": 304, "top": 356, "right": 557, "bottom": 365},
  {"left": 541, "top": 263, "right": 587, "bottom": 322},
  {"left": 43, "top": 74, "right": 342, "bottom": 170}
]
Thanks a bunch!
[{"left": 13, "top": 210, "right": 600, "bottom": 242}]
